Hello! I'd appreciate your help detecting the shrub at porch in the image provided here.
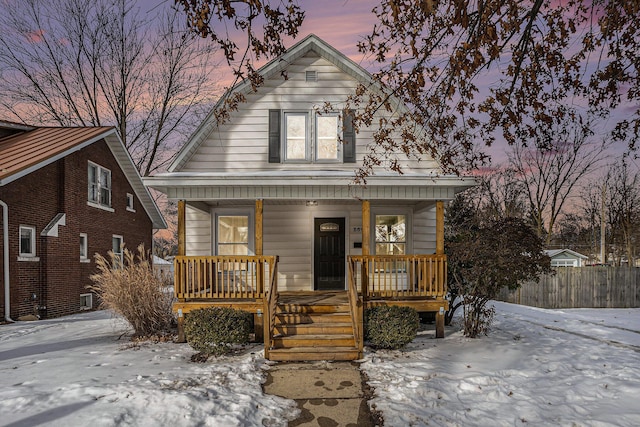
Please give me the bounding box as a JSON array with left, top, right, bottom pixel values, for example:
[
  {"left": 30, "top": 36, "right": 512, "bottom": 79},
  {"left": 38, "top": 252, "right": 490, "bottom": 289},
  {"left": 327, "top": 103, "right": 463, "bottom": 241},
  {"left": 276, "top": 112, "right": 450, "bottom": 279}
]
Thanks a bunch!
[
  {"left": 184, "top": 307, "right": 252, "bottom": 357},
  {"left": 365, "top": 306, "right": 419, "bottom": 350},
  {"left": 89, "top": 244, "right": 175, "bottom": 337}
]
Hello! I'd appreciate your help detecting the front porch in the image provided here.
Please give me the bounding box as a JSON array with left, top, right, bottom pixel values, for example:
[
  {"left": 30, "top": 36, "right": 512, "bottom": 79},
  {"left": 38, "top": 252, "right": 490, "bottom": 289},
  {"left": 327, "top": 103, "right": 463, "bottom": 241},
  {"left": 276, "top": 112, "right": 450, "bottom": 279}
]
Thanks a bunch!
[{"left": 172, "top": 253, "right": 449, "bottom": 361}]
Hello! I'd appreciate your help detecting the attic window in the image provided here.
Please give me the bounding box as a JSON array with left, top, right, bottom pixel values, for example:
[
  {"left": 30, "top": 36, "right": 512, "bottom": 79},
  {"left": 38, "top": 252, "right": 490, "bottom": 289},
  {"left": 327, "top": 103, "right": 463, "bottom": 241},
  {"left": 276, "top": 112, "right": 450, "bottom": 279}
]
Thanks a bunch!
[{"left": 305, "top": 71, "right": 317, "bottom": 82}]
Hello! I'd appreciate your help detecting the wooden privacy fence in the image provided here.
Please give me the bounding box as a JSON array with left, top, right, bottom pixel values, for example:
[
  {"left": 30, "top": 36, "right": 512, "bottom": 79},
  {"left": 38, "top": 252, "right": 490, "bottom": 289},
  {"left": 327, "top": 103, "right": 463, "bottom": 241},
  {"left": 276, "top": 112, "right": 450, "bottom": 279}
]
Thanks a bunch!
[{"left": 497, "top": 267, "right": 640, "bottom": 309}]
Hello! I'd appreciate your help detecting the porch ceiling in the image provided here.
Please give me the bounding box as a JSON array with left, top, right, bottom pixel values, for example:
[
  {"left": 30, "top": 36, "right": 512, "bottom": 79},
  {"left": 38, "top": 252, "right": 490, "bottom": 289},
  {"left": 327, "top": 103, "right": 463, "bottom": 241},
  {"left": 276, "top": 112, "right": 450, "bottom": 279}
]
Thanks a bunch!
[{"left": 144, "top": 171, "right": 477, "bottom": 202}]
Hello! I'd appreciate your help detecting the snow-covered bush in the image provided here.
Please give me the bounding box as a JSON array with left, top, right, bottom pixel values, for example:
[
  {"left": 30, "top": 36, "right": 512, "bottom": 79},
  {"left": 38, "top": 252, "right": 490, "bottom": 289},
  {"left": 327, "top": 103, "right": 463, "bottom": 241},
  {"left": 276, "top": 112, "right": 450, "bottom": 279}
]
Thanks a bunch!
[
  {"left": 89, "top": 244, "right": 174, "bottom": 337},
  {"left": 184, "top": 307, "right": 252, "bottom": 357},
  {"left": 365, "top": 306, "right": 419, "bottom": 350}
]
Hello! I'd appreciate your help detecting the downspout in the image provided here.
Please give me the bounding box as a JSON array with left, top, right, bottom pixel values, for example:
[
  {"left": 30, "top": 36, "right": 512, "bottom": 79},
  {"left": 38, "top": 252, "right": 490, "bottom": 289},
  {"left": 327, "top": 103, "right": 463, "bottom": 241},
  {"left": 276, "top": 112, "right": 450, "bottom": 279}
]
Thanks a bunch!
[{"left": 0, "top": 199, "right": 12, "bottom": 322}]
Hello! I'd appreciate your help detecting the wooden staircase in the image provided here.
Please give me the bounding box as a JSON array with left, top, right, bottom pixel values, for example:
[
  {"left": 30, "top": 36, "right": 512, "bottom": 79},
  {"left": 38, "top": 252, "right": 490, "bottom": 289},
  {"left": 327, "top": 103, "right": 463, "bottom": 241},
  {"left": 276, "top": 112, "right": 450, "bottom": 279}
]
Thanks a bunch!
[{"left": 267, "top": 299, "right": 361, "bottom": 361}]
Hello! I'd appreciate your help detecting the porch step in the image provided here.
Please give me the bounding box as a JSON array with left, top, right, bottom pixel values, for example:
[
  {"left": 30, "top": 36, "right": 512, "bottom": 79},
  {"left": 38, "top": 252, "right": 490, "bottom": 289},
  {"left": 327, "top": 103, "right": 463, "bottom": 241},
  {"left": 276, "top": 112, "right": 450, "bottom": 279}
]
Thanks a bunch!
[
  {"left": 276, "top": 303, "right": 350, "bottom": 314},
  {"left": 268, "top": 346, "right": 361, "bottom": 362},
  {"left": 275, "top": 322, "right": 353, "bottom": 335},
  {"left": 273, "top": 334, "right": 356, "bottom": 348},
  {"left": 275, "top": 312, "right": 351, "bottom": 324},
  {"left": 268, "top": 299, "right": 360, "bottom": 361}
]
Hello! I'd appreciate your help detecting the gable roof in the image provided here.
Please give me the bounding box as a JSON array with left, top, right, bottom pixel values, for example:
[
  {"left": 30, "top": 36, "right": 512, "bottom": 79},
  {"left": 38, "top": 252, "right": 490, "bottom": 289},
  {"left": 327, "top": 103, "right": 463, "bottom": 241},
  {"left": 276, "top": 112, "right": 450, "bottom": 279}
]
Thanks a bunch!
[
  {"left": 169, "top": 34, "right": 390, "bottom": 173},
  {"left": 544, "top": 249, "right": 588, "bottom": 259},
  {"left": 0, "top": 125, "right": 166, "bottom": 229}
]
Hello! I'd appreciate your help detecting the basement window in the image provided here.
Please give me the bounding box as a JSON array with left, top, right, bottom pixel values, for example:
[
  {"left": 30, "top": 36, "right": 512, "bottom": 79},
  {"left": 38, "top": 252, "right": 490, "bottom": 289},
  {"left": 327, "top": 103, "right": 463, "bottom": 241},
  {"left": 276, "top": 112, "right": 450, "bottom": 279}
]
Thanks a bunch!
[{"left": 80, "top": 293, "right": 93, "bottom": 310}]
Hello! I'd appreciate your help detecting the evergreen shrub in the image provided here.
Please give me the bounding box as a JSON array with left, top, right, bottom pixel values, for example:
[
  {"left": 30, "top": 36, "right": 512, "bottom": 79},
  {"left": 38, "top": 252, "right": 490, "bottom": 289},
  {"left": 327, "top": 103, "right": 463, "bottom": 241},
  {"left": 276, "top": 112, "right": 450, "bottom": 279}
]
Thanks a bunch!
[
  {"left": 184, "top": 307, "right": 252, "bottom": 356},
  {"left": 365, "top": 306, "right": 419, "bottom": 349}
]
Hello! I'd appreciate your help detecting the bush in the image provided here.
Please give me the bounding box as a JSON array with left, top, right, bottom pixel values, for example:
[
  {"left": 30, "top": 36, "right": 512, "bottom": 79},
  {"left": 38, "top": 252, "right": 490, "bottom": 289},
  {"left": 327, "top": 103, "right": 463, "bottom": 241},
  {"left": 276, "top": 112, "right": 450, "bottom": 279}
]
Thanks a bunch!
[
  {"left": 365, "top": 306, "right": 419, "bottom": 350},
  {"left": 89, "top": 244, "right": 174, "bottom": 337},
  {"left": 184, "top": 307, "right": 252, "bottom": 356}
]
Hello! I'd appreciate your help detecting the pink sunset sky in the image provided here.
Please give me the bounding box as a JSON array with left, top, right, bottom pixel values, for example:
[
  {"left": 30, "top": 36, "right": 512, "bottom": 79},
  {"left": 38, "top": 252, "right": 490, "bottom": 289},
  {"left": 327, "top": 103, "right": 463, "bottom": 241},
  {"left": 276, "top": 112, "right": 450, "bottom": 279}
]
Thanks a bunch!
[{"left": 139, "top": 0, "right": 636, "bottom": 169}]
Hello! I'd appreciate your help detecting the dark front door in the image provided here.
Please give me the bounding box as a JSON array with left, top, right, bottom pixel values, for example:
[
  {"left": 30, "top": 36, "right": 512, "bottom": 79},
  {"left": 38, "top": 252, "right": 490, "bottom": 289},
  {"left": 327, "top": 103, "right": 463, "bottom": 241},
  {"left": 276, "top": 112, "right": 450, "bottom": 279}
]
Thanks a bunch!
[{"left": 314, "top": 217, "right": 346, "bottom": 290}]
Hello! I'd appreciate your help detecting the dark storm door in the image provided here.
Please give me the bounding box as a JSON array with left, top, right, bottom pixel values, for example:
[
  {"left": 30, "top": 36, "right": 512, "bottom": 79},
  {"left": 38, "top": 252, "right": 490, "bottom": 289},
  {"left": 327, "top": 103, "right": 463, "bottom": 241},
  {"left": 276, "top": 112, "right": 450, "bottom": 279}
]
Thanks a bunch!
[{"left": 314, "top": 217, "right": 346, "bottom": 290}]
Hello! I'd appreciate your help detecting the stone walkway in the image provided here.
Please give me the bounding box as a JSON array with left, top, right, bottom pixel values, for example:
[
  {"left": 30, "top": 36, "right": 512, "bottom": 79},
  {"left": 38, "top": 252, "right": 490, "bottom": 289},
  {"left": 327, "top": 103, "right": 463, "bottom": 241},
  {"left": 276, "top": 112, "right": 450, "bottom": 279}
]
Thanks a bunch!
[{"left": 263, "top": 361, "right": 380, "bottom": 426}]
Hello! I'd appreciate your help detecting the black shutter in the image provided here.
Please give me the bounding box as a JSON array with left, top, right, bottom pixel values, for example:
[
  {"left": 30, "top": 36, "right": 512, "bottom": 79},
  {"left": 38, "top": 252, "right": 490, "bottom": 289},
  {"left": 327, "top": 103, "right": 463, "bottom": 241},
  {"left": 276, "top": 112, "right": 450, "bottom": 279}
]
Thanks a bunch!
[
  {"left": 342, "top": 109, "right": 356, "bottom": 163},
  {"left": 268, "top": 109, "right": 281, "bottom": 163}
]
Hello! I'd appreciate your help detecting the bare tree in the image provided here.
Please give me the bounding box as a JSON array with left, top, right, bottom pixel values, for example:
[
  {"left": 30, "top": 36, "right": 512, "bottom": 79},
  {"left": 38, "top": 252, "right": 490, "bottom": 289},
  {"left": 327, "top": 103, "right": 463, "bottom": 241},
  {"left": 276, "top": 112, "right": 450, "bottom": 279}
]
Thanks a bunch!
[
  {"left": 0, "top": 0, "right": 218, "bottom": 176},
  {"left": 604, "top": 160, "right": 640, "bottom": 266},
  {"left": 508, "top": 115, "right": 608, "bottom": 244}
]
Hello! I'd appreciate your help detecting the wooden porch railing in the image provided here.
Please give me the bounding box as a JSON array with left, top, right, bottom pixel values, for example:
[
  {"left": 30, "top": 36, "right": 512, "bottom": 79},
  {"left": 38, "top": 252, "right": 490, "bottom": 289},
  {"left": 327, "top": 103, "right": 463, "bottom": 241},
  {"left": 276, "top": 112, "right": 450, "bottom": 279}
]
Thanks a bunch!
[
  {"left": 174, "top": 256, "right": 278, "bottom": 300},
  {"left": 348, "top": 254, "right": 448, "bottom": 299}
]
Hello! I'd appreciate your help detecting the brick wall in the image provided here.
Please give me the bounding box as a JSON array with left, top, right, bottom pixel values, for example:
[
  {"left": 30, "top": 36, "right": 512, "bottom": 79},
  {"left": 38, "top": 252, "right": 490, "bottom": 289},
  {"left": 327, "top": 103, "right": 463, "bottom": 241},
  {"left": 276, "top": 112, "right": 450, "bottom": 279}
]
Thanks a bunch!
[{"left": 0, "top": 139, "right": 153, "bottom": 319}]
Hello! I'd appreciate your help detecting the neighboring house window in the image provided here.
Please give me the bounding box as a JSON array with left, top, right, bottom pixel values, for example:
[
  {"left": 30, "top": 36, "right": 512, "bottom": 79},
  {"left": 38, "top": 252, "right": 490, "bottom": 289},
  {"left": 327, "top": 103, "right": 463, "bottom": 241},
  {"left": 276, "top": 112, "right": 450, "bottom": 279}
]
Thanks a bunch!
[
  {"left": 269, "top": 109, "right": 356, "bottom": 163},
  {"left": 112, "top": 235, "right": 123, "bottom": 267},
  {"left": 88, "top": 162, "right": 112, "bottom": 208},
  {"left": 19, "top": 225, "right": 36, "bottom": 257},
  {"left": 79, "top": 293, "right": 93, "bottom": 310},
  {"left": 375, "top": 215, "right": 406, "bottom": 255},
  {"left": 80, "top": 233, "right": 88, "bottom": 261},
  {"left": 126, "top": 193, "right": 135, "bottom": 212},
  {"left": 551, "top": 259, "right": 577, "bottom": 267},
  {"left": 217, "top": 215, "right": 249, "bottom": 255}
]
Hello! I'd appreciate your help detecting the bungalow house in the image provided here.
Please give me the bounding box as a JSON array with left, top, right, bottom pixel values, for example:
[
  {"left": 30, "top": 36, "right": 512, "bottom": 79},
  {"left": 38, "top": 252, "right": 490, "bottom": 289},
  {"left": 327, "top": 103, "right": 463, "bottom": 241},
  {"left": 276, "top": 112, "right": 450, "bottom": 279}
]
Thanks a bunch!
[
  {"left": 545, "top": 249, "right": 589, "bottom": 267},
  {"left": 0, "top": 121, "right": 166, "bottom": 321},
  {"left": 144, "top": 34, "right": 476, "bottom": 361}
]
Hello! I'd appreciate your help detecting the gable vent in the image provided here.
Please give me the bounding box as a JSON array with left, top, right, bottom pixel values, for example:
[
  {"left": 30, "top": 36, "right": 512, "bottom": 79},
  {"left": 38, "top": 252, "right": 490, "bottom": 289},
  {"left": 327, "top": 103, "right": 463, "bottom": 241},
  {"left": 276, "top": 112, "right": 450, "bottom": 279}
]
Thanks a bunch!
[{"left": 305, "top": 71, "right": 317, "bottom": 82}]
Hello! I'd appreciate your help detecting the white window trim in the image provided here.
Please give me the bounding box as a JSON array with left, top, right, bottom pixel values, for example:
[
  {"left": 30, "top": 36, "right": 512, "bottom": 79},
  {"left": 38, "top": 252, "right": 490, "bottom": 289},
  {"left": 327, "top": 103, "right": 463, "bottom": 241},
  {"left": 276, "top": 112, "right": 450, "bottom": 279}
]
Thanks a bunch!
[
  {"left": 88, "top": 161, "right": 112, "bottom": 210},
  {"left": 212, "top": 208, "right": 255, "bottom": 256},
  {"left": 371, "top": 208, "right": 412, "bottom": 255},
  {"left": 126, "top": 193, "right": 136, "bottom": 212},
  {"left": 283, "top": 111, "right": 311, "bottom": 163},
  {"left": 80, "top": 233, "right": 89, "bottom": 262},
  {"left": 19, "top": 225, "right": 36, "bottom": 257},
  {"left": 80, "top": 293, "right": 93, "bottom": 310},
  {"left": 314, "top": 112, "right": 342, "bottom": 163}
]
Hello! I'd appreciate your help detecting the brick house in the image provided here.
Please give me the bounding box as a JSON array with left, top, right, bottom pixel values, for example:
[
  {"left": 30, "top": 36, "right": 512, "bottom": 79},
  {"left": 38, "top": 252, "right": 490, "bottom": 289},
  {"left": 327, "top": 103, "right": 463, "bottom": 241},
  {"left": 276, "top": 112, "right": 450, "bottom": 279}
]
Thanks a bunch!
[{"left": 0, "top": 121, "right": 166, "bottom": 320}]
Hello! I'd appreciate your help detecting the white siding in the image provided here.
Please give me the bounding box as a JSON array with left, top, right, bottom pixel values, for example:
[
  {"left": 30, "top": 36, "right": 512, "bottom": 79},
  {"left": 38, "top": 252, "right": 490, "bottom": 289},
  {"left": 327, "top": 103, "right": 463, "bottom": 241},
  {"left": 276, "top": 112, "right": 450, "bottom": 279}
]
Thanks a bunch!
[
  {"left": 180, "top": 53, "right": 441, "bottom": 174},
  {"left": 185, "top": 205, "right": 211, "bottom": 256},
  {"left": 413, "top": 206, "right": 437, "bottom": 254},
  {"left": 263, "top": 203, "right": 362, "bottom": 291}
]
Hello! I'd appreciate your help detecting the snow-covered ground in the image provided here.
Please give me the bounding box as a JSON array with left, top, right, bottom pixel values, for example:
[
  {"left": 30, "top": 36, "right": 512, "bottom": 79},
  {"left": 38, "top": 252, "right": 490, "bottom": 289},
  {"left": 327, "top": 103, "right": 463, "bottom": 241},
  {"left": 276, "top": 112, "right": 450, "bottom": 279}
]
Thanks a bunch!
[
  {"left": 1, "top": 302, "right": 639, "bottom": 426},
  {"left": 362, "top": 302, "right": 640, "bottom": 426}
]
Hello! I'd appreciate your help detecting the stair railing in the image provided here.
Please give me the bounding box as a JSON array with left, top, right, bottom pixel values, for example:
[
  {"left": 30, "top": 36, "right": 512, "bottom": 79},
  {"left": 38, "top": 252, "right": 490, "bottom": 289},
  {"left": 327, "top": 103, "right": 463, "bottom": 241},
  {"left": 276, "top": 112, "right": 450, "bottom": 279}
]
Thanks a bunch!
[
  {"left": 347, "top": 259, "right": 363, "bottom": 356},
  {"left": 263, "top": 256, "right": 279, "bottom": 359}
]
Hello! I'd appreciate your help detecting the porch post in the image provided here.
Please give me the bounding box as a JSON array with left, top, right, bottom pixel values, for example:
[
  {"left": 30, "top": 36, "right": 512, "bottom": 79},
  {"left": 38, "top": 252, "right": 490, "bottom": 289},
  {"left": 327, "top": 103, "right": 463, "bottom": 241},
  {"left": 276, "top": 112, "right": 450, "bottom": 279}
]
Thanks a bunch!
[
  {"left": 254, "top": 199, "right": 264, "bottom": 341},
  {"left": 176, "top": 200, "right": 186, "bottom": 342},
  {"left": 361, "top": 200, "right": 370, "bottom": 302},
  {"left": 435, "top": 200, "right": 445, "bottom": 338},
  {"left": 255, "top": 199, "right": 263, "bottom": 256}
]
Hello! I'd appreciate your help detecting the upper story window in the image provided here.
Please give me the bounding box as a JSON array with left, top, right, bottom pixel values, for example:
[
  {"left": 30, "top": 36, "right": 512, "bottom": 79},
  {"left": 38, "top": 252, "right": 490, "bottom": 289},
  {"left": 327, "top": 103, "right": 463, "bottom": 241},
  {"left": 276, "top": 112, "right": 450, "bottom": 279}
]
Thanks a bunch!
[
  {"left": 19, "top": 225, "right": 36, "bottom": 257},
  {"left": 269, "top": 109, "right": 356, "bottom": 164},
  {"left": 284, "top": 113, "right": 309, "bottom": 161},
  {"left": 283, "top": 112, "right": 340, "bottom": 163},
  {"left": 126, "top": 193, "right": 135, "bottom": 212},
  {"left": 88, "top": 162, "right": 112, "bottom": 208}
]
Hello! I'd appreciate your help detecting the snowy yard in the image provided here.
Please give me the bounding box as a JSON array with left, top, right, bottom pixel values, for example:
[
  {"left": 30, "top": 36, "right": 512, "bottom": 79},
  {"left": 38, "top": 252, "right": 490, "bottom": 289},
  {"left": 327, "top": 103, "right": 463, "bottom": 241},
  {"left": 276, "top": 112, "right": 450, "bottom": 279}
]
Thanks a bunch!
[{"left": 1, "top": 302, "right": 639, "bottom": 426}]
